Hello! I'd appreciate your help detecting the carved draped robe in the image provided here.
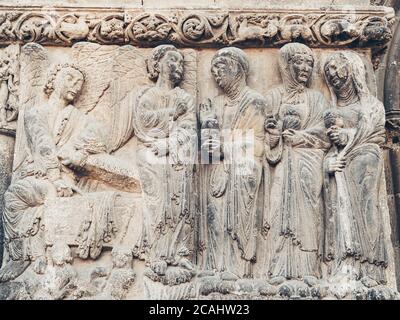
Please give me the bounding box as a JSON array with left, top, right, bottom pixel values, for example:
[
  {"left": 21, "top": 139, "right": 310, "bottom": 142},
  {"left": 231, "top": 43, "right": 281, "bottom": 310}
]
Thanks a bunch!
[
  {"left": 203, "top": 87, "right": 265, "bottom": 278},
  {"left": 323, "top": 95, "right": 389, "bottom": 283},
  {"left": 264, "top": 87, "right": 330, "bottom": 279},
  {"left": 132, "top": 86, "right": 197, "bottom": 265},
  {"left": 3, "top": 103, "right": 114, "bottom": 262}
]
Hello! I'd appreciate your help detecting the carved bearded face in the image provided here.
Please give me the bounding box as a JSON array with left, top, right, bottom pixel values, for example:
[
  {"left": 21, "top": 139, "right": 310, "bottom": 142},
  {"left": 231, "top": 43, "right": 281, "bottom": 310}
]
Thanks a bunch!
[
  {"left": 160, "top": 50, "right": 184, "bottom": 85},
  {"left": 289, "top": 53, "right": 314, "bottom": 85},
  {"left": 324, "top": 56, "right": 350, "bottom": 91},
  {"left": 56, "top": 67, "right": 84, "bottom": 103},
  {"left": 211, "top": 56, "right": 242, "bottom": 91}
]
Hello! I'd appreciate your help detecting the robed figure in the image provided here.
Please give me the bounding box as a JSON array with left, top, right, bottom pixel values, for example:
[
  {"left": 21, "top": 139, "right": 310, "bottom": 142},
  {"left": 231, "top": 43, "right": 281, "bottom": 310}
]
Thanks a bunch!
[
  {"left": 323, "top": 52, "right": 390, "bottom": 286},
  {"left": 263, "top": 43, "right": 330, "bottom": 281},
  {"left": 200, "top": 47, "right": 265, "bottom": 279},
  {"left": 132, "top": 45, "right": 197, "bottom": 284}
]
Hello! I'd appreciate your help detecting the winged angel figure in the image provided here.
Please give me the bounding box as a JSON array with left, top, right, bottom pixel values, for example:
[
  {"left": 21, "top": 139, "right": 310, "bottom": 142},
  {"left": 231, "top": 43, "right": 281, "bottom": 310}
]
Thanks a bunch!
[{"left": 0, "top": 42, "right": 197, "bottom": 283}]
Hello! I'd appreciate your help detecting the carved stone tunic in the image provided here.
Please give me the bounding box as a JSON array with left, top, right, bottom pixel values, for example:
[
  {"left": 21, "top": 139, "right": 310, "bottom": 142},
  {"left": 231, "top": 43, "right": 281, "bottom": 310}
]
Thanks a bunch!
[
  {"left": 3, "top": 103, "right": 112, "bottom": 262},
  {"left": 203, "top": 86, "right": 265, "bottom": 277},
  {"left": 264, "top": 87, "right": 330, "bottom": 279},
  {"left": 323, "top": 96, "right": 389, "bottom": 283},
  {"left": 132, "top": 85, "right": 197, "bottom": 264}
]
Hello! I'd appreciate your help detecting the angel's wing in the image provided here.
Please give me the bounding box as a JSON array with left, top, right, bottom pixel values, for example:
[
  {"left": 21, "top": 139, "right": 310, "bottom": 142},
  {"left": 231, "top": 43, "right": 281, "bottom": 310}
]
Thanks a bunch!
[
  {"left": 72, "top": 44, "right": 198, "bottom": 154},
  {"left": 107, "top": 45, "right": 149, "bottom": 153},
  {"left": 71, "top": 42, "right": 116, "bottom": 114},
  {"left": 12, "top": 43, "right": 48, "bottom": 175},
  {"left": 72, "top": 43, "right": 150, "bottom": 153},
  {"left": 107, "top": 47, "right": 198, "bottom": 153},
  {"left": 180, "top": 49, "right": 198, "bottom": 100}
]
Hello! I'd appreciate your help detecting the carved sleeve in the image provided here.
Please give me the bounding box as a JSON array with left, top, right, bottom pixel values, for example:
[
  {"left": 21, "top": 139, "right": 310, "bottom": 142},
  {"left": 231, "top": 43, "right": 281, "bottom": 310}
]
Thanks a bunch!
[
  {"left": 24, "top": 107, "right": 61, "bottom": 181},
  {"left": 264, "top": 90, "right": 284, "bottom": 165},
  {"left": 251, "top": 98, "right": 267, "bottom": 159},
  {"left": 138, "top": 98, "right": 173, "bottom": 130},
  {"left": 293, "top": 92, "right": 331, "bottom": 151}
]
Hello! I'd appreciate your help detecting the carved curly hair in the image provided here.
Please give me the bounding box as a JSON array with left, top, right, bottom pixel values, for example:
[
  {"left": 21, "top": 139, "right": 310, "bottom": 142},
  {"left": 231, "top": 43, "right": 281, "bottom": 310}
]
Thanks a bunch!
[
  {"left": 44, "top": 63, "right": 85, "bottom": 97},
  {"left": 146, "top": 45, "right": 182, "bottom": 82}
]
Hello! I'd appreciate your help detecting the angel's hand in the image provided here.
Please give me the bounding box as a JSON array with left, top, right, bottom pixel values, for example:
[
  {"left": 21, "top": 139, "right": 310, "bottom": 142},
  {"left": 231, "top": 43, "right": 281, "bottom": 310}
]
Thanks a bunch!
[
  {"left": 53, "top": 178, "right": 74, "bottom": 197},
  {"left": 59, "top": 150, "right": 87, "bottom": 169}
]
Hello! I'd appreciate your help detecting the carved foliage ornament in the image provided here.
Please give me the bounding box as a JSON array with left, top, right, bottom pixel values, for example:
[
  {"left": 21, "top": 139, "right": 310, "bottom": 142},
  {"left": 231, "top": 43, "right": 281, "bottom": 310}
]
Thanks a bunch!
[{"left": 0, "top": 9, "right": 394, "bottom": 48}]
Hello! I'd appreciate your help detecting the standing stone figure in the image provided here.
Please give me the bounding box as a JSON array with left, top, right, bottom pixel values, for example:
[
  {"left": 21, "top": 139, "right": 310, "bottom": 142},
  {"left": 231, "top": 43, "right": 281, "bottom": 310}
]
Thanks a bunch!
[
  {"left": 323, "top": 52, "right": 389, "bottom": 286},
  {"left": 263, "top": 43, "right": 330, "bottom": 281},
  {"left": 200, "top": 47, "right": 265, "bottom": 279},
  {"left": 0, "top": 46, "right": 19, "bottom": 268},
  {"left": 132, "top": 45, "right": 197, "bottom": 285},
  {"left": 0, "top": 64, "right": 112, "bottom": 282}
]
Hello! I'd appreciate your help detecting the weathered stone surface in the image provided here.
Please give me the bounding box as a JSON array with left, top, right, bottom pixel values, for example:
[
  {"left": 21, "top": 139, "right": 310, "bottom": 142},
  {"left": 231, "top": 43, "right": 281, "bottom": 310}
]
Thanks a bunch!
[
  {"left": 0, "top": 6, "right": 393, "bottom": 48},
  {"left": 0, "top": 1, "right": 398, "bottom": 300}
]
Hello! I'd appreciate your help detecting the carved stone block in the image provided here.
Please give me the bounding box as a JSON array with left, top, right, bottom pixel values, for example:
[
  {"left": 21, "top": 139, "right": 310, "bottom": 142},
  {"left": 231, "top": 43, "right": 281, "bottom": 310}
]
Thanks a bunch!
[{"left": 0, "top": 2, "right": 398, "bottom": 301}]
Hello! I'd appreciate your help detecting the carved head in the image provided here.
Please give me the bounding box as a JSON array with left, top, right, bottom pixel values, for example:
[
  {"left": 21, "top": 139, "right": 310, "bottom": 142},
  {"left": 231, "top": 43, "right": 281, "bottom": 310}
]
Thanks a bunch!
[
  {"left": 324, "top": 53, "right": 351, "bottom": 91},
  {"left": 44, "top": 64, "right": 85, "bottom": 103},
  {"left": 147, "top": 45, "right": 184, "bottom": 85},
  {"left": 324, "top": 51, "right": 369, "bottom": 102},
  {"left": 279, "top": 43, "right": 315, "bottom": 88},
  {"left": 211, "top": 47, "right": 249, "bottom": 91}
]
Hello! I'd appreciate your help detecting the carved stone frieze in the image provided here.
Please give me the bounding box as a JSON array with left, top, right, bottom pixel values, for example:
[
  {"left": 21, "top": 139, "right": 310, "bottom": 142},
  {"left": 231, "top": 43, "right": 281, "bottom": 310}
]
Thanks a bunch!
[
  {"left": 0, "top": 6, "right": 394, "bottom": 48},
  {"left": 0, "top": 2, "right": 399, "bottom": 301}
]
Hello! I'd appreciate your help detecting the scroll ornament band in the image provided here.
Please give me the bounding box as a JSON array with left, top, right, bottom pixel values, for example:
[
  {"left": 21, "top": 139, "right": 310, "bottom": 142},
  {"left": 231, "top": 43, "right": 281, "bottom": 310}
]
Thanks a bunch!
[{"left": 0, "top": 8, "right": 394, "bottom": 47}]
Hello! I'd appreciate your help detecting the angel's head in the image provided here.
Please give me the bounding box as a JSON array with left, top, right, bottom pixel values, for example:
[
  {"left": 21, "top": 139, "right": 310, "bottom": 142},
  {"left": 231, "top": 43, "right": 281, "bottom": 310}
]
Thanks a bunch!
[
  {"left": 147, "top": 45, "right": 184, "bottom": 85},
  {"left": 44, "top": 64, "right": 85, "bottom": 104}
]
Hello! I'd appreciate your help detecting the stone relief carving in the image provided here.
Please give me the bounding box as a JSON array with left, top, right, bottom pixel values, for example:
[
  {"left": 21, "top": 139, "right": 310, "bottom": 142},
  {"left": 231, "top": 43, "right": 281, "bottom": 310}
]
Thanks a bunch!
[
  {"left": 262, "top": 43, "right": 331, "bottom": 284},
  {"left": 0, "top": 44, "right": 19, "bottom": 133},
  {"left": 132, "top": 45, "right": 197, "bottom": 286},
  {"left": 0, "top": 8, "right": 394, "bottom": 49},
  {"left": 323, "top": 51, "right": 391, "bottom": 296},
  {"left": 0, "top": 57, "right": 116, "bottom": 281},
  {"left": 199, "top": 47, "right": 266, "bottom": 280},
  {"left": 0, "top": 43, "right": 144, "bottom": 292},
  {"left": 0, "top": 5, "right": 397, "bottom": 299}
]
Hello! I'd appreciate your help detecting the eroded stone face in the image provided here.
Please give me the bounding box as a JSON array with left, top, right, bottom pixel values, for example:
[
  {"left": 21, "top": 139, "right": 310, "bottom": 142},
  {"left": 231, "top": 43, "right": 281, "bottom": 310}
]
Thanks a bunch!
[{"left": 0, "top": 2, "right": 398, "bottom": 300}]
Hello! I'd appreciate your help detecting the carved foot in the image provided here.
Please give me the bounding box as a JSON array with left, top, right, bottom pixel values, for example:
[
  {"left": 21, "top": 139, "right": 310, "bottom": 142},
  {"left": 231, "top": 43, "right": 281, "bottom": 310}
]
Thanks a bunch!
[
  {"left": 329, "top": 281, "right": 353, "bottom": 299},
  {"left": 0, "top": 260, "right": 30, "bottom": 282},
  {"left": 149, "top": 260, "right": 168, "bottom": 276},
  {"left": 303, "top": 275, "right": 319, "bottom": 287},
  {"left": 361, "top": 276, "right": 379, "bottom": 288},
  {"left": 268, "top": 275, "right": 286, "bottom": 286},
  {"left": 197, "top": 270, "right": 215, "bottom": 278},
  {"left": 164, "top": 266, "right": 195, "bottom": 286},
  {"left": 32, "top": 256, "right": 47, "bottom": 275},
  {"left": 144, "top": 263, "right": 196, "bottom": 286},
  {"left": 220, "top": 271, "right": 239, "bottom": 281},
  {"left": 178, "top": 257, "right": 194, "bottom": 271}
]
